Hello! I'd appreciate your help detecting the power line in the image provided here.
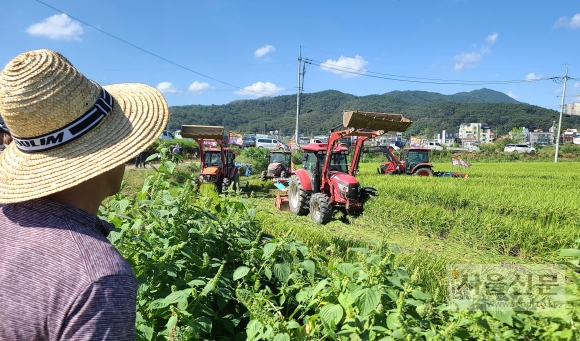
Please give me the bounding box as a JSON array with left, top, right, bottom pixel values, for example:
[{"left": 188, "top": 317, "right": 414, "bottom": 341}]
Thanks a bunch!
[
  {"left": 305, "top": 59, "right": 552, "bottom": 85},
  {"left": 33, "top": 0, "right": 273, "bottom": 97}
]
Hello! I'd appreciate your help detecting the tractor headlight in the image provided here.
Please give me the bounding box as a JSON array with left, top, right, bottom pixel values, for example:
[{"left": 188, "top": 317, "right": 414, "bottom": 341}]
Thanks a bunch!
[{"left": 337, "top": 182, "right": 349, "bottom": 199}]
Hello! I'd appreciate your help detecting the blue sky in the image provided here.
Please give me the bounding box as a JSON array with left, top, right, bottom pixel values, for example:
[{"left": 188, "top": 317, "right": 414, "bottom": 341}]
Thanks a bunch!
[{"left": 1, "top": 0, "right": 579, "bottom": 112}]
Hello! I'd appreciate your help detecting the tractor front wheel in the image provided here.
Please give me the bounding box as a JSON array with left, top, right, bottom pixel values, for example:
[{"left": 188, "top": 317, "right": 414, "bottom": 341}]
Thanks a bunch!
[
  {"left": 260, "top": 170, "right": 267, "bottom": 181},
  {"left": 413, "top": 168, "right": 433, "bottom": 177},
  {"left": 288, "top": 175, "right": 310, "bottom": 215},
  {"left": 309, "top": 193, "right": 333, "bottom": 225}
]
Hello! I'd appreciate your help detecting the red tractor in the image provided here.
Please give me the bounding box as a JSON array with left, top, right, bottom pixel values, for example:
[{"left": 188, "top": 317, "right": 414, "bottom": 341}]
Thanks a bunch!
[
  {"left": 286, "top": 127, "right": 382, "bottom": 224},
  {"left": 261, "top": 150, "right": 293, "bottom": 181},
  {"left": 181, "top": 125, "right": 241, "bottom": 192},
  {"left": 378, "top": 146, "right": 434, "bottom": 176}
]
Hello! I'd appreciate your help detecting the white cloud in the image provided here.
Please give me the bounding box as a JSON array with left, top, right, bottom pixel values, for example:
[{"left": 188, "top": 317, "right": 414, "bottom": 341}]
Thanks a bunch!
[
  {"left": 453, "top": 32, "right": 498, "bottom": 71},
  {"left": 320, "top": 55, "right": 368, "bottom": 78},
  {"left": 26, "top": 14, "right": 83, "bottom": 41},
  {"left": 574, "top": 82, "right": 580, "bottom": 89},
  {"left": 188, "top": 81, "right": 212, "bottom": 94},
  {"left": 454, "top": 52, "right": 482, "bottom": 71},
  {"left": 235, "top": 82, "right": 284, "bottom": 97},
  {"left": 554, "top": 13, "right": 580, "bottom": 28},
  {"left": 255, "top": 45, "right": 276, "bottom": 58},
  {"left": 525, "top": 73, "right": 543, "bottom": 81},
  {"left": 507, "top": 91, "right": 518, "bottom": 99},
  {"left": 486, "top": 32, "right": 499, "bottom": 44},
  {"left": 157, "top": 82, "right": 178, "bottom": 94}
]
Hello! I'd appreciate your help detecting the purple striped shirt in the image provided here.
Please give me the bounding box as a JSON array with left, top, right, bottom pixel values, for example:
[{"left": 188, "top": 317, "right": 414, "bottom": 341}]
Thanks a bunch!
[{"left": 0, "top": 199, "right": 138, "bottom": 340}]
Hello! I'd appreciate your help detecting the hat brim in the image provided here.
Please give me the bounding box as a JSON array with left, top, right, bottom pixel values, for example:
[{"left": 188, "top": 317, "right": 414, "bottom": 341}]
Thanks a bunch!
[{"left": 0, "top": 83, "right": 169, "bottom": 203}]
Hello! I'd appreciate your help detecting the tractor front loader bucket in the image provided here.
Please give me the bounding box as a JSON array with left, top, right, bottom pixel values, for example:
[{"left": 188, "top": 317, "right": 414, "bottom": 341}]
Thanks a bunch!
[
  {"left": 343, "top": 110, "right": 413, "bottom": 132},
  {"left": 180, "top": 125, "right": 225, "bottom": 140}
]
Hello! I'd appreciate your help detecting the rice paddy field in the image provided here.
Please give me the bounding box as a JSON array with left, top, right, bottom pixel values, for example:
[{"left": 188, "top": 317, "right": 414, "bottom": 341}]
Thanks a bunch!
[
  {"left": 120, "top": 160, "right": 580, "bottom": 297},
  {"left": 248, "top": 161, "right": 580, "bottom": 297}
]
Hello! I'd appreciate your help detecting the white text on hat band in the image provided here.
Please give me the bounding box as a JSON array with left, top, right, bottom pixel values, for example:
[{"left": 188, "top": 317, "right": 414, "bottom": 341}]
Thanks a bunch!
[{"left": 12, "top": 88, "right": 114, "bottom": 153}]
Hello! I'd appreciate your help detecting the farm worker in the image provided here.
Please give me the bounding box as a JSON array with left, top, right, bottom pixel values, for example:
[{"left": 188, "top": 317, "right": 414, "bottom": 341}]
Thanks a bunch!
[
  {"left": 246, "top": 163, "right": 252, "bottom": 176},
  {"left": 0, "top": 50, "right": 169, "bottom": 340}
]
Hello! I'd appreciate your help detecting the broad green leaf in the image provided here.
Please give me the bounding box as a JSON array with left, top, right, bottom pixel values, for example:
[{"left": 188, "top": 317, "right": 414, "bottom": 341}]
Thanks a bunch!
[
  {"left": 194, "top": 316, "right": 212, "bottom": 334},
  {"left": 355, "top": 287, "right": 381, "bottom": 316},
  {"left": 296, "top": 290, "right": 308, "bottom": 303},
  {"left": 286, "top": 320, "right": 301, "bottom": 329},
  {"left": 488, "top": 305, "right": 513, "bottom": 326},
  {"left": 337, "top": 263, "right": 355, "bottom": 278},
  {"left": 188, "top": 279, "right": 206, "bottom": 287},
  {"left": 320, "top": 303, "right": 344, "bottom": 326},
  {"left": 338, "top": 291, "right": 355, "bottom": 310},
  {"left": 386, "top": 313, "right": 401, "bottom": 330},
  {"left": 273, "top": 333, "right": 291, "bottom": 341},
  {"left": 201, "top": 283, "right": 214, "bottom": 296},
  {"left": 165, "top": 315, "right": 178, "bottom": 333},
  {"left": 246, "top": 320, "right": 263, "bottom": 339},
  {"left": 136, "top": 323, "right": 154, "bottom": 341},
  {"left": 265, "top": 268, "right": 272, "bottom": 280},
  {"left": 233, "top": 266, "right": 250, "bottom": 281},
  {"left": 263, "top": 242, "right": 277, "bottom": 259},
  {"left": 302, "top": 260, "right": 316, "bottom": 275},
  {"left": 560, "top": 249, "right": 580, "bottom": 258},
  {"left": 411, "top": 290, "right": 431, "bottom": 301},
  {"left": 273, "top": 263, "right": 291, "bottom": 283},
  {"left": 311, "top": 279, "right": 329, "bottom": 298}
]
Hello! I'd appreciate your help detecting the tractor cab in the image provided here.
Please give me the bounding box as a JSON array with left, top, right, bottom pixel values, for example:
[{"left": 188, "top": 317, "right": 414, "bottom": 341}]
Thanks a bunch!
[
  {"left": 261, "top": 150, "right": 293, "bottom": 180},
  {"left": 378, "top": 147, "right": 433, "bottom": 176},
  {"left": 301, "top": 144, "right": 350, "bottom": 189},
  {"left": 401, "top": 148, "right": 430, "bottom": 174}
]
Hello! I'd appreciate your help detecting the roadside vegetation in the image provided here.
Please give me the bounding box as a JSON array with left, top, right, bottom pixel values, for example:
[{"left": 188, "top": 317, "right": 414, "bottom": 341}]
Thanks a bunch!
[{"left": 106, "top": 153, "right": 580, "bottom": 340}]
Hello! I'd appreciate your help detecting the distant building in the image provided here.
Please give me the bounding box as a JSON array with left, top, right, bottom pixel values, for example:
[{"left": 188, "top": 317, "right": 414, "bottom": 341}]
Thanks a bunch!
[
  {"left": 563, "top": 128, "right": 578, "bottom": 144},
  {"left": 458, "top": 123, "right": 494, "bottom": 143},
  {"left": 564, "top": 103, "right": 580, "bottom": 116},
  {"left": 434, "top": 130, "right": 455, "bottom": 145},
  {"left": 529, "top": 129, "right": 554, "bottom": 146}
]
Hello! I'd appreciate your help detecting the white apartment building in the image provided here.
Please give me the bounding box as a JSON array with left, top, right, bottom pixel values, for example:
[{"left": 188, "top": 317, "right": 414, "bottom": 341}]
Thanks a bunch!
[{"left": 564, "top": 103, "right": 580, "bottom": 116}]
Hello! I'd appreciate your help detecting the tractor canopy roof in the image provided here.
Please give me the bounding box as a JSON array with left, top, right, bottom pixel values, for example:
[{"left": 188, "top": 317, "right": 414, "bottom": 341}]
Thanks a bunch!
[
  {"left": 270, "top": 150, "right": 291, "bottom": 154},
  {"left": 405, "top": 148, "right": 430, "bottom": 151},
  {"left": 302, "top": 143, "right": 348, "bottom": 153}
]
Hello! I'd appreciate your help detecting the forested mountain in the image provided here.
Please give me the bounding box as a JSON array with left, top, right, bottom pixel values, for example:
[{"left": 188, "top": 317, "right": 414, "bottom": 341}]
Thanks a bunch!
[{"left": 168, "top": 88, "right": 578, "bottom": 137}]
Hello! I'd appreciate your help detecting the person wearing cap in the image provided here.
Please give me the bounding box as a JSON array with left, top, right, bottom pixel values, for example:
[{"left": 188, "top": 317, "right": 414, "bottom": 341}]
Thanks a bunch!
[{"left": 0, "top": 50, "right": 169, "bottom": 339}]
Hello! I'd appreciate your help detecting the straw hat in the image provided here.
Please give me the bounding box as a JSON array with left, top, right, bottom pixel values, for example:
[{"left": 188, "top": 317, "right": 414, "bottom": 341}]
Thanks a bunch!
[{"left": 0, "top": 49, "right": 169, "bottom": 203}]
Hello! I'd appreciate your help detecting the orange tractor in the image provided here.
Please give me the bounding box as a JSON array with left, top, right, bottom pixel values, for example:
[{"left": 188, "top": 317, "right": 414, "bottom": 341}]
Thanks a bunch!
[
  {"left": 181, "top": 125, "right": 241, "bottom": 192},
  {"left": 280, "top": 110, "right": 413, "bottom": 224}
]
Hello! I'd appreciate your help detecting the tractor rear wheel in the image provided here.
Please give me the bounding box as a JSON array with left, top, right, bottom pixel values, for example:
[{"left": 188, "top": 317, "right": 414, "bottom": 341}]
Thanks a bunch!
[
  {"left": 280, "top": 170, "right": 287, "bottom": 178},
  {"left": 309, "top": 193, "right": 333, "bottom": 225},
  {"left": 288, "top": 175, "right": 310, "bottom": 215},
  {"left": 260, "top": 170, "right": 267, "bottom": 181},
  {"left": 222, "top": 178, "right": 231, "bottom": 193},
  {"left": 413, "top": 168, "right": 433, "bottom": 177}
]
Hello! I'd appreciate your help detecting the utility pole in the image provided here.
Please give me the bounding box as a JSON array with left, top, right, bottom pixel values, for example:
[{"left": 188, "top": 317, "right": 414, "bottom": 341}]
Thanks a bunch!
[
  {"left": 294, "top": 47, "right": 302, "bottom": 145},
  {"left": 555, "top": 64, "right": 568, "bottom": 163}
]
